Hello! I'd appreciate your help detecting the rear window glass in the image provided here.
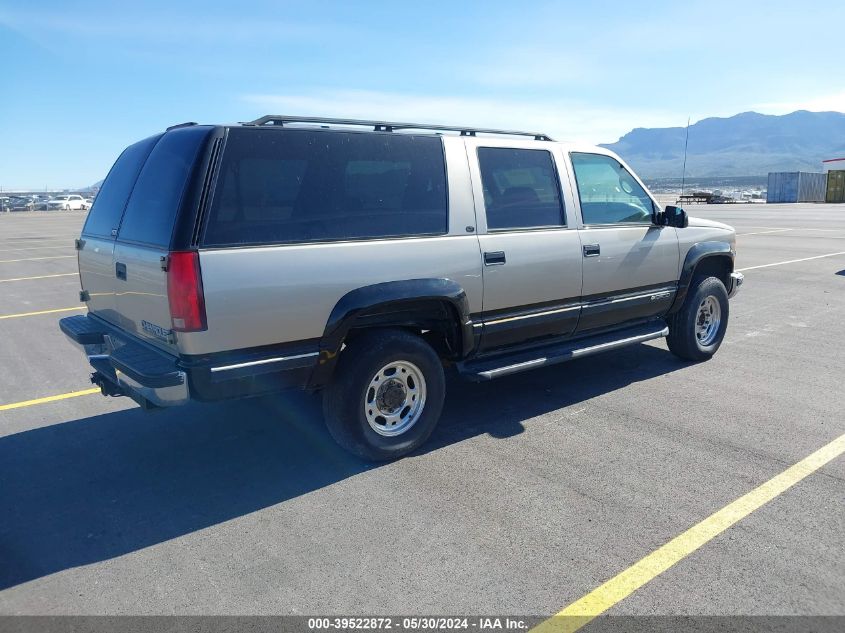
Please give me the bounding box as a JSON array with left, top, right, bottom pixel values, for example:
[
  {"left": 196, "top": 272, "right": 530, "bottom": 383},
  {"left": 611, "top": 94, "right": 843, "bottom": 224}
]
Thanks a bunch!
[
  {"left": 117, "top": 127, "right": 210, "bottom": 247},
  {"left": 83, "top": 135, "right": 160, "bottom": 238},
  {"left": 202, "top": 129, "right": 448, "bottom": 246}
]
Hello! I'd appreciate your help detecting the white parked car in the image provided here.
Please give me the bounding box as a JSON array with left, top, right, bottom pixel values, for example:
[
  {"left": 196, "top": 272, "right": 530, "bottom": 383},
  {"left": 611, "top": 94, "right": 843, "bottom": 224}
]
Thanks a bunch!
[{"left": 48, "top": 195, "right": 88, "bottom": 210}]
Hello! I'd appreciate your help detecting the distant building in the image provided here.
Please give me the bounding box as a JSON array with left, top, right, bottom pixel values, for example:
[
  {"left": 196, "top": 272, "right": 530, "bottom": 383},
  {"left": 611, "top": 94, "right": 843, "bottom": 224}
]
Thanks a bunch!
[
  {"left": 823, "top": 158, "right": 845, "bottom": 203},
  {"left": 766, "top": 172, "right": 826, "bottom": 203},
  {"left": 823, "top": 157, "right": 845, "bottom": 173}
]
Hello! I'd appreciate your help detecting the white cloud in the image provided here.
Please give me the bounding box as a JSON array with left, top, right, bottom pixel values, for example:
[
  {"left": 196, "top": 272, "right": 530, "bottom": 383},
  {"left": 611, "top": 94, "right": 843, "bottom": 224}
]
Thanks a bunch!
[
  {"left": 241, "top": 90, "right": 683, "bottom": 145},
  {"left": 752, "top": 90, "right": 845, "bottom": 115}
]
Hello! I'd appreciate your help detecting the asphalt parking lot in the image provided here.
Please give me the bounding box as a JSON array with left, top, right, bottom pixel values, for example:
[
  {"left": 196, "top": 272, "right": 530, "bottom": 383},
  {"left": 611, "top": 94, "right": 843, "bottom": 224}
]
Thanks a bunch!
[{"left": 0, "top": 206, "right": 843, "bottom": 620}]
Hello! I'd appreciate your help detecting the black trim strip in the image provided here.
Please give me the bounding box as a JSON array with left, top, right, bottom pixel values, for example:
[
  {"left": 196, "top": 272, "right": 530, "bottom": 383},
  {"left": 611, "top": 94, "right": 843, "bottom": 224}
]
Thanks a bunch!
[
  {"left": 189, "top": 134, "right": 224, "bottom": 248},
  {"left": 179, "top": 337, "right": 321, "bottom": 370},
  {"left": 476, "top": 283, "right": 675, "bottom": 325},
  {"left": 577, "top": 283, "right": 676, "bottom": 333},
  {"left": 474, "top": 283, "right": 677, "bottom": 351}
]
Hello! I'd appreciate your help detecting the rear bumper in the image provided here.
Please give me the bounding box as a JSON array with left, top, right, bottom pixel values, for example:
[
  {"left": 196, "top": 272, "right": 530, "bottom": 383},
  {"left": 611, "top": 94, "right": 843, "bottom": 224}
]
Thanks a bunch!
[
  {"left": 60, "top": 314, "right": 189, "bottom": 408},
  {"left": 727, "top": 271, "right": 744, "bottom": 298},
  {"left": 59, "top": 314, "right": 317, "bottom": 408}
]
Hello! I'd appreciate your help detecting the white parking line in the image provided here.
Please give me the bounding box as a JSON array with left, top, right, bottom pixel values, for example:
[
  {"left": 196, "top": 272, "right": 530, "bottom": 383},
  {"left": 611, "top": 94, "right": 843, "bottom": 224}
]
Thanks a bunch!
[
  {"left": 737, "top": 251, "right": 845, "bottom": 271},
  {"left": 0, "top": 255, "right": 76, "bottom": 263},
  {"left": 0, "top": 272, "right": 78, "bottom": 283},
  {"left": 736, "top": 226, "right": 845, "bottom": 232},
  {"left": 0, "top": 235, "right": 78, "bottom": 240},
  {"left": 0, "top": 245, "right": 73, "bottom": 253},
  {"left": 736, "top": 229, "right": 792, "bottom": 236}
]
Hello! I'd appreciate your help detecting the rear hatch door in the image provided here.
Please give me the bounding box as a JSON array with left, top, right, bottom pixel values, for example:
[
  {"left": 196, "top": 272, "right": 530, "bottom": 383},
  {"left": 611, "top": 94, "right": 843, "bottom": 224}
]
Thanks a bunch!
[
  {"left": 78, "top": 135, "right": 161, "bottom": 326},
  {"left": 111, "top": 126, "right": 213, "bottom": 352}
]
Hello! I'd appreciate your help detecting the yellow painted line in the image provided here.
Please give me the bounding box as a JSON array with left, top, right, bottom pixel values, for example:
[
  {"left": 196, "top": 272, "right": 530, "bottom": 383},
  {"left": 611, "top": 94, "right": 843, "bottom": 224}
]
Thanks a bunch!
[
  {"left": 0, "top": 388, "right": 100, "bottom": 412},
  {"left": 0, "top": 306, "right": 84, "bottom": 320},
  {"left": 0, "top": 272, "right": 78, "bottom": 283},
  {"left": 531, "top": 431, "right": 845, "bottom": 633},
  {"left": 737, "top": 251, "right": 845, "bottom": 272},
  {"left": 0, "top": 255, "right": 76, "bottom": 263}
]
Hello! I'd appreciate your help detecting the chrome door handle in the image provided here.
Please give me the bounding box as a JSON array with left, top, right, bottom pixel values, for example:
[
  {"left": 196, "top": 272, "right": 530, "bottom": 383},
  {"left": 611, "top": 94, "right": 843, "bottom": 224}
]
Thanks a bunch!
[
  {"left": 484, "top": 251, "right": 506, "bottom": 266},
  {"left": 583, "top": 244, "right": 600, "bottom": 257}
]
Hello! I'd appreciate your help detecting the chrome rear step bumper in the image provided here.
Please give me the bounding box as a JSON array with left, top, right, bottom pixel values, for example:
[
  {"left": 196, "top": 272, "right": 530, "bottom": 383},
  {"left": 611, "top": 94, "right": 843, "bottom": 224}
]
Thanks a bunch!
[{"left": 60, "top": 314, "right": 189, "bottom": 408}]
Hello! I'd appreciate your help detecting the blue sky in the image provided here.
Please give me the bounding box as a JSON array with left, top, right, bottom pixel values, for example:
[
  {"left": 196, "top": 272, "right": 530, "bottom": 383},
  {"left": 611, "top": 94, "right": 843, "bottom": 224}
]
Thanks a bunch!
[{"left": 1, "top": 0, "right": 844, "bottom": 190}]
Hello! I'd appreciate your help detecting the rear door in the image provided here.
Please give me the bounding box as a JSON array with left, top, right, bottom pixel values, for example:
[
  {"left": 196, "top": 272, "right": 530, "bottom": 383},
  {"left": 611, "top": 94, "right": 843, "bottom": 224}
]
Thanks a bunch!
[
  {"left": 466, "top": 139, "right": 583, "bottom": 353},
  {"left": 78, "top": 135, "right": 160, "bottom": 326},
  {"left": 111, "top": 126, "right": 212, "bottom": 351}
]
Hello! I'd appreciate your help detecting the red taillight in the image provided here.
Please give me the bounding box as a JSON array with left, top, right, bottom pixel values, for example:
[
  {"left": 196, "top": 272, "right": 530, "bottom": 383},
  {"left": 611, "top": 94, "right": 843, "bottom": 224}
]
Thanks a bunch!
[{"left": 167, "top": 251, "right": 207, "bottom": 332}]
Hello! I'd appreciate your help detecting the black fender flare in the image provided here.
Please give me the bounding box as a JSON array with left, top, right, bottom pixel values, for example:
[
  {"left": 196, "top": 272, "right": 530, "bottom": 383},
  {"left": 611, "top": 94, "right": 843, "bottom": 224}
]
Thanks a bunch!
[
  {"left": 668, "top": 241, "right": 735, "bottom": 313},
  {"left": 308, "top": 278, "right": 473, "bottom": 388}
]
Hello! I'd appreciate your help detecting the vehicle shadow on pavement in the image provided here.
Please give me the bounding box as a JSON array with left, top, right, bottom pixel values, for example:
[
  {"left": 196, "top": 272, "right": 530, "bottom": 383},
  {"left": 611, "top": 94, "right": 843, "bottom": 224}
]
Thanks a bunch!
[{"left": 0, "top": 344, "right": 684, "bottom": 589}]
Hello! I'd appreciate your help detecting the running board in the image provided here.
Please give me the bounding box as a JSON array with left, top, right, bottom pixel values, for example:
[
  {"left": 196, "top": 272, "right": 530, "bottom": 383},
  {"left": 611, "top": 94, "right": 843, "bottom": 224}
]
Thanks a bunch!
[{"left": 458, "top": 322, "right": 669, "bottom": 381}]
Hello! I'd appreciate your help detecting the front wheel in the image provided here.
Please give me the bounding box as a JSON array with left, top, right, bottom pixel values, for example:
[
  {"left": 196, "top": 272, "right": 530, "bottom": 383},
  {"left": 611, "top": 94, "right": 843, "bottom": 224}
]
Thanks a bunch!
[
  {"left": 666, "top": 276, "right": 729, "bottom": 361},
  {"left": 322, "top": 328, "right": 446, "bottom": 461}
]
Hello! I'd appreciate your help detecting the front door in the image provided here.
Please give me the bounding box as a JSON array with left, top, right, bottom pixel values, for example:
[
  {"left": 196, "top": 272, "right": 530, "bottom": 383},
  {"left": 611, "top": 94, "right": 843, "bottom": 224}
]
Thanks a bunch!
[
  {"left": 568, "top": 152, "right": 679, "bottom": 333},
  {"left": 466, "top": 140, "right": 583, "bottom": 353}
]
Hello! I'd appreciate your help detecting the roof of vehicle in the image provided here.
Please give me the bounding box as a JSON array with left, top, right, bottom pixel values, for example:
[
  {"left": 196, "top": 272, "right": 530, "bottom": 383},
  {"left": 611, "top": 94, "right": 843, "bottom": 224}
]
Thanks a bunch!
[{"left": 162, "top": 115, "right": 621, "bottom": 163}]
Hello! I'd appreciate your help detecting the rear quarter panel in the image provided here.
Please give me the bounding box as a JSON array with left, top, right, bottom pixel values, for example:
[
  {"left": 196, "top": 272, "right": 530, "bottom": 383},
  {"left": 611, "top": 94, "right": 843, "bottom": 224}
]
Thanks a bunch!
[{"left": 190, "top": 236, "right": 482, "bottom": 355}]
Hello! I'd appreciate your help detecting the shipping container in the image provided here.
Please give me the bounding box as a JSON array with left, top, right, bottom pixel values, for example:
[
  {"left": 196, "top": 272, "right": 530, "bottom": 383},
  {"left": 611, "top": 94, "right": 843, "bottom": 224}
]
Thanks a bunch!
[
  {"left": 827, "top": 170, "right": 845, "bottom": 203},
  {"left": 766, "top": 172, "right": 827, "bottom": 203}
]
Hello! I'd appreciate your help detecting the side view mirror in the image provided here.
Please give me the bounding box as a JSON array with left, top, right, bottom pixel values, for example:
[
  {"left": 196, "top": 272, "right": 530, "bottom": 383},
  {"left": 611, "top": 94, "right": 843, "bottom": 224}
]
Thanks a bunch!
[{"left": 653, "top": 205, "right": 688, "bottom": 228}]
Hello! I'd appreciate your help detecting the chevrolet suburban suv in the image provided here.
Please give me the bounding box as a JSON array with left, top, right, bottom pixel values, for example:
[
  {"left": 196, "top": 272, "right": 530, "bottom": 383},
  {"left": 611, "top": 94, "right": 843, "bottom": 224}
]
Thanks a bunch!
[{"left": 60, "top": 115, "right": 743, "bottom": 460}]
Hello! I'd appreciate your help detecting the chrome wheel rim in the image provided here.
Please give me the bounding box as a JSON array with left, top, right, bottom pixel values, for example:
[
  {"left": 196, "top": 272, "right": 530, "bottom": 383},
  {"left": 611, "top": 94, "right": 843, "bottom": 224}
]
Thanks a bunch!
[
  {"left": 695, "top": 296, "right": 721, "bottom": 346},
  {"left": 364, "top": 360, "right": 427, "bottom": 437}
]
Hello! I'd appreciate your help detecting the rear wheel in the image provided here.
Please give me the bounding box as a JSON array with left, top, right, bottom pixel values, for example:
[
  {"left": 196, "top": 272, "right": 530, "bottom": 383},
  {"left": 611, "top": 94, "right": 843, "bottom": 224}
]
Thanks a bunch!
[
  {"left": 667, "top": 276, "right": 729, "bottom": 361},
  {"left": 322, "top": 328, "right": 446, "bottom": 461}
]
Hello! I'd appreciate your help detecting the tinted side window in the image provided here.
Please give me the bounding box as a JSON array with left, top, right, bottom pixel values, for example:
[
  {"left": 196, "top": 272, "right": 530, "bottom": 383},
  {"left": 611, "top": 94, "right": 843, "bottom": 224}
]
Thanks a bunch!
[
  {"left": 118, "top": 127, "right": 210, "bottom": 247},
  {"left": 570, "top": 152, "right": 655, "bottom": 225},
  {"left": 203, "top": 129, "right": 448, "bottom": 246},
  {"left": 83, "top": 135, "right": 160, "bottom": 238},
  {"left": 477, "top": 148, "right": 564, "bottom": 230}
]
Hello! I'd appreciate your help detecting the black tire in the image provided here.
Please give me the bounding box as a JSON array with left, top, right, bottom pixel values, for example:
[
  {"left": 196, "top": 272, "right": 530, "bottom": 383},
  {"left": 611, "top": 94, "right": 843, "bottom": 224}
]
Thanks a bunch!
[
  {"left": 322, "top": 328, "right": 446, "bottom": 461},
  {"left": 666, "top": 276, "right": 729, "bottom": 361}
]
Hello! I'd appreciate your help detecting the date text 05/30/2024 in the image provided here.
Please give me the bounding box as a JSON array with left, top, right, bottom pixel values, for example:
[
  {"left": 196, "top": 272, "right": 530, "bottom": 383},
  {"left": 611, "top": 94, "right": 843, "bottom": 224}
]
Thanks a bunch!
[{"left": 307, "top": 617, "right": 529, "bottom": 630}]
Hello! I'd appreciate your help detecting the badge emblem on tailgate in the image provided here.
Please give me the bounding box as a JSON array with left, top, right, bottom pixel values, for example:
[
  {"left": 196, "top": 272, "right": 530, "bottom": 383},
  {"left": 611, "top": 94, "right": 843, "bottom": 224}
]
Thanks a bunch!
[{"left": 141, "top": 320, "right": 173, "bottom": 341}]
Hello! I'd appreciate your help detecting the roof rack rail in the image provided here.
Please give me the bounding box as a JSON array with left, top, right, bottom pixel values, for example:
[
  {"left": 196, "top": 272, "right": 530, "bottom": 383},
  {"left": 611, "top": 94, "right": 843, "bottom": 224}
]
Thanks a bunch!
[{"left": 241, "top": 115, "right": 553, "bottom": 141}]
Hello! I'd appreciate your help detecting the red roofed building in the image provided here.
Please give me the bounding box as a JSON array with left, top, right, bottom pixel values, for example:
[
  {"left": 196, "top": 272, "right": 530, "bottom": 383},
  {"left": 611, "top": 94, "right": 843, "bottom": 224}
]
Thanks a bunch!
[{"left": 822, "top": 157, "right": 845, "bottom": 173}]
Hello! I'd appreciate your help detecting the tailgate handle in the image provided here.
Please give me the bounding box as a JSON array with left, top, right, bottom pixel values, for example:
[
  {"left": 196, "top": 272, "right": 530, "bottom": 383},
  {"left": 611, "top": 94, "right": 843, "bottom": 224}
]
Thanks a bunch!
[{"left": 115, "top": 261, "right": 127, "bottom": 281}]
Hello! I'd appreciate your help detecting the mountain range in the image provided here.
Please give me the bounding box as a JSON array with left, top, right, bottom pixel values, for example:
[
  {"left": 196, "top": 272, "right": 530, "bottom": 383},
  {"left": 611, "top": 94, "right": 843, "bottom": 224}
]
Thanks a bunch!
[
  {"left": 84, "top": 110, "right": 845, "bottom": 188},
  {"left": 600, "top": 110, "right": 845, "bottom": 178}
]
